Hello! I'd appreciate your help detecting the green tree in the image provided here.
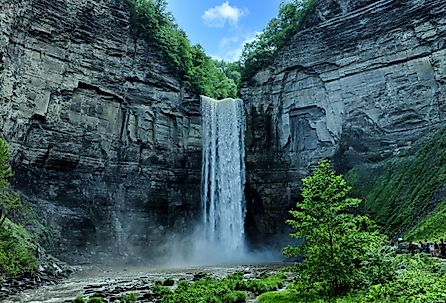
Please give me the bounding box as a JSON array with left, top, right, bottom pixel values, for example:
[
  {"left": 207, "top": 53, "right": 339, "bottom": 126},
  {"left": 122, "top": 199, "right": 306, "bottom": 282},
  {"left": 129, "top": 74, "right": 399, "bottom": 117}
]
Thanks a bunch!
[
  {"left": 284, "top": 160, "right": 388, "bottom": 297},
  {"left": 130, "top": 0, "right": 237, "bottom": 99},
  {"left": 214, "top": 60, "right": 242, "bottom": 89},
  {"left": 0, "top": 138, "right": 22, "bottom": 226},
  {"left": 240, "top": 0, "right": 316, "bottom": 82}
]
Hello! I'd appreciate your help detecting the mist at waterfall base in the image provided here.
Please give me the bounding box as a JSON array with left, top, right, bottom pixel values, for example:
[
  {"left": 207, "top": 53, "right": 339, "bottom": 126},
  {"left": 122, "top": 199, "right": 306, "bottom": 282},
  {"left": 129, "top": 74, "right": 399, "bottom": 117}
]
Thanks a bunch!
[
  {"left": 158, "top": 96, "right": 282, "bottom": 267},
  {"left": 85, "top": 96, "right": 281, "bottom": 268}
]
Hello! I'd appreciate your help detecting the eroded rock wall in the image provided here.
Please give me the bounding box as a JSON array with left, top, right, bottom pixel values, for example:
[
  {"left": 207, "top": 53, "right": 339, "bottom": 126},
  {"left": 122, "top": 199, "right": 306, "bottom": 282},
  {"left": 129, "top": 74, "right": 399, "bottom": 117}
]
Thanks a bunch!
[
  {"left": 2, "top": 0, "right": 446, "bottom": 259},
  {"left": 0, "top": 0, "right": 201, "bottom": 262},
  {"left": 242, "top": 0, "right": 446, "bottom": 245}
]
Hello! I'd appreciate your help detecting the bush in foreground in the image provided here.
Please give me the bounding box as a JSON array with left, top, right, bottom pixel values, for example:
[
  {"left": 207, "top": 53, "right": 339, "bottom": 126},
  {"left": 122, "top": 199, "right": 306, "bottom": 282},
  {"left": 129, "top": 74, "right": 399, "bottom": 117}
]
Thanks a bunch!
[
  {"left": 259, "top": 256, "right": 446, "bottom": 303},
  {"left": 151, "top": 273, "right": 285, "bottom": 303},
  {"left": 284, "top": 160, "right": 390, "bottom": 297}
]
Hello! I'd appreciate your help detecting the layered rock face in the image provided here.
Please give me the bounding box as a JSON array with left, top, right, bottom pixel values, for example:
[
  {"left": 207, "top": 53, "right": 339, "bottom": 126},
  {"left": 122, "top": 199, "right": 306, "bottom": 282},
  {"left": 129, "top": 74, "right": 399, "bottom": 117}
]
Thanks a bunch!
[
  {"left": 0, "top": 0, "right": 202, "bottom": 262},
  {"left": 242, "top": 0, "right": 446, "bottom": 245},
  {"left": 2, "top": 0, "right": 446, "bottom": 260}
]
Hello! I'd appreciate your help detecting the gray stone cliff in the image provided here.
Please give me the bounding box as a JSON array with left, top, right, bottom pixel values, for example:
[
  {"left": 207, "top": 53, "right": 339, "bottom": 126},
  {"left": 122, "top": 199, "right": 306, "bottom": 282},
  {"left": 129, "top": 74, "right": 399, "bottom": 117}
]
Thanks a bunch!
[
  {"left": 1, "top": 0, "right": 446, "bottom": 260},
  {"left": 0, "top": 0, "right": 202, "bottom": 262},
  {"left": 241, "top": 0, "right": 446, "bottom": 245}
]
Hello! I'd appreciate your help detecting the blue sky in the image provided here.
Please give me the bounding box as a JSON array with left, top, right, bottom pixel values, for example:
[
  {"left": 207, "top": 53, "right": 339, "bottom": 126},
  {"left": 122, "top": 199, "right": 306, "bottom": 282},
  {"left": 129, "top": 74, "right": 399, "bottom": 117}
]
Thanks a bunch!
[{"left": 167, "top": 0, "right": 283, "bottom": 61}]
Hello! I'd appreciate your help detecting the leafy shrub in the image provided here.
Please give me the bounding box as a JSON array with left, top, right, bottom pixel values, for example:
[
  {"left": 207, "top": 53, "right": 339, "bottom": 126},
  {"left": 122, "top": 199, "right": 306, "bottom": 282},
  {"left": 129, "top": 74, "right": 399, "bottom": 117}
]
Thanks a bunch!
[
  {"left": 153, "top": 284, "right": 173, "bottom": 296},
  {"left": 121, "top": 292, "right": 138, "bottom": 303},
  {"left": 361, "top": 255, "right": 446, "bottom": 303},
  {"left": 73, "top": 297, "right": 86, "bottom": 303},
  {"left": 239, "top": 274, "right": 285, "bottom": 295},
  {"left": 154, "top": 273, "right": 281, "bottom": 303},
  {"left": 222, "top": 291, "right": 246, "bottom": 303},
  {"left": 257, "top": 291, "right": 300, "bottom": 303}
]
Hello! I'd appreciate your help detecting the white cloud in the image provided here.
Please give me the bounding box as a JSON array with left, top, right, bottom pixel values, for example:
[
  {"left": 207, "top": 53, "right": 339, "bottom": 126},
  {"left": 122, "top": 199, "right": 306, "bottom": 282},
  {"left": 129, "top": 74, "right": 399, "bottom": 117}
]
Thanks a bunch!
[
  {"left": 219, "top": 36, "right": 239, "bottom": 49},
  {"left": 214, "top": 32, "right": 260, "bottom": 62},
  {"left": 202, "top": 1, "right": 247, "bottom": 28}
]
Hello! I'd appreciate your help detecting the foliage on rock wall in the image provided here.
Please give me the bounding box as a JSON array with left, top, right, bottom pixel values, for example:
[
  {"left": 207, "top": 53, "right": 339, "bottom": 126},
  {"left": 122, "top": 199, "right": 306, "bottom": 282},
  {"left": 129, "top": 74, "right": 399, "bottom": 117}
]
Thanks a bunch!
[
  {"left": 130, "top": 0, "right": 237, "bottom": 99},
  {"left": 345, "top": 127, "right": 446, "bottom": 240},
  {"left": 0, "top": 138, "right": 39, "bottom": 277},
  {"left": 0, "top": 219, "right": 39, "bottom": 277},
  {"left": 239, "top": 0, "right": 317, "bottom": 82},
  {"left": 0, "top": 138, "right": 19, "bottom": 226},
  {"left": 406, "top": 199, "right": 446, "bottom": 242}
]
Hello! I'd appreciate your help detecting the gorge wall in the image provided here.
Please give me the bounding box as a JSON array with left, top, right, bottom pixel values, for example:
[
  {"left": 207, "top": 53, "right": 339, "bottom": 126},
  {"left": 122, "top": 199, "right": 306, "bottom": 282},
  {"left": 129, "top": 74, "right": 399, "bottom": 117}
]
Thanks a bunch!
[
  {"left": 1, "top": 0, "right": 446, "bottom": 261},
  {"left": 0, "top": 0, "right": 202, "bottom": 262},
  {"left": 241, "top": 0, "right": 446, "bottom": 245}
]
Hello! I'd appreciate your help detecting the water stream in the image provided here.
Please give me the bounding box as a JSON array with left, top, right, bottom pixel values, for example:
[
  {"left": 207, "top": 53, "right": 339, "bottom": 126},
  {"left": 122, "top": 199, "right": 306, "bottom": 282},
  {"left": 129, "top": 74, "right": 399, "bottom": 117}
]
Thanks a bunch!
[{"left": 200, "top": 96, "right": 247, "bottom": 262}]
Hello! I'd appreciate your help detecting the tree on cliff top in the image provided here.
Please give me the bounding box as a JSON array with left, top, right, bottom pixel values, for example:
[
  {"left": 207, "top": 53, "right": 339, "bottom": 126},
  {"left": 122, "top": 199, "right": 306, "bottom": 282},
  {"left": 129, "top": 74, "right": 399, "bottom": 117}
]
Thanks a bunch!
[
  {"left": 284, "top": 160, "right": 390, "bottom": 297},
  {"left": 130, "top": 0, "right": 237, "bottom": 99},
  {"left": 240, "top": 0, "right": 316, "bottom": 82}
]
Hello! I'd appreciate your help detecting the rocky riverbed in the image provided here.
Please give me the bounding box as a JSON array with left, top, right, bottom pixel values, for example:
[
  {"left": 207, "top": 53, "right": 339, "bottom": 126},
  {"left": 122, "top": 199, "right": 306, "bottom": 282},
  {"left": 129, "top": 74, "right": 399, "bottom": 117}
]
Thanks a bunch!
[
  {"left": 2, "top": 264, "right": 286, "bottom": 303},
  {"left": 0, "top": 249, "right": 74, "bottom": 301}
]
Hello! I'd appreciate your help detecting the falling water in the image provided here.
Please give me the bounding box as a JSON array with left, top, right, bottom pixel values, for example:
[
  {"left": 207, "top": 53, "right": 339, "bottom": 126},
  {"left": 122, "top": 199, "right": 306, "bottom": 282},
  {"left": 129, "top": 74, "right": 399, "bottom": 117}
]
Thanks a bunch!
[{"left": 200, "top": 96, "right": 246, "bottom": 261}]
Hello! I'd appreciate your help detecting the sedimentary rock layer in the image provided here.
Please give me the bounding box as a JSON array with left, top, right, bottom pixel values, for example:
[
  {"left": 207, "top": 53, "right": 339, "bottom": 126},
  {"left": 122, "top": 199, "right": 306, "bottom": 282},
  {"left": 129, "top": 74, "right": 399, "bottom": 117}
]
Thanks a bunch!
[
  {"left": 2, "top": 0, "right": 446, "bottom": 259},
  {"left": 241, "top": 0, "right": 446, "bottom": 245},
  {"left": 0, "top": 0, "right": 202, "bottom": 262}
]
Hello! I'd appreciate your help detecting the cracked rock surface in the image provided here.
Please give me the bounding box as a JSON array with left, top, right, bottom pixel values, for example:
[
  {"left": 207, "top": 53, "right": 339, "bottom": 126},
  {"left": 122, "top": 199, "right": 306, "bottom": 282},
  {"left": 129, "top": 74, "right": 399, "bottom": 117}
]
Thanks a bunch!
[
  {"left": 241, "top": 0, "right": 446, "bottom": 246},
  {"left": 0, "top": 0, "right": 202, "bottom": 263},
  {"left": 1, "top": 0, "right": 446, "bottom": 261}
]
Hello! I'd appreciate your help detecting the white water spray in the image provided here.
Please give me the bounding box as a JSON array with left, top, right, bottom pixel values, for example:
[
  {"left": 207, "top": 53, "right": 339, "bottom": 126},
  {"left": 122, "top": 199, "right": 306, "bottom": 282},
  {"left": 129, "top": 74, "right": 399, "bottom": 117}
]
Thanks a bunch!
[{"left": 200, "top": 96, "right": 247, "bottom": 262}]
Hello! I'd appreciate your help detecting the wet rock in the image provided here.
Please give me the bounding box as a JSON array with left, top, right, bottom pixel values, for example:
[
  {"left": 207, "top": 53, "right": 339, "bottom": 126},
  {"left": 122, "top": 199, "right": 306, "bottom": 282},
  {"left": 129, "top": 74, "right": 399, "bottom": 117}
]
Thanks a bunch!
[
  {"left": 243, "top": 274, "right": 255, "bottom": 280},
  {"left": 192, "top": 272, "right": 207, "bottom": 281}
]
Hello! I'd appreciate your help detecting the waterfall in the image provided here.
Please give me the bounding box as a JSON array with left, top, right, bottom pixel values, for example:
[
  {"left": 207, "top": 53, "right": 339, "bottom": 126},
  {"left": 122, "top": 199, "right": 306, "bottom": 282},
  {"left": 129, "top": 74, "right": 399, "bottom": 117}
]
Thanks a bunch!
[{"left": 200, "top": 96, "right": 246, "bottom": 261}]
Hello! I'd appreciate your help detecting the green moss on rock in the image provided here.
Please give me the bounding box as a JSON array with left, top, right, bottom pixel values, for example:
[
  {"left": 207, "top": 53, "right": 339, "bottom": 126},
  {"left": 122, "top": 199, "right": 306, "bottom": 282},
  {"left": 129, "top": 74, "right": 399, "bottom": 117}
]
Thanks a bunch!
[{"left": 345, "top": 127, "right": 446, "bottom": 240}]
